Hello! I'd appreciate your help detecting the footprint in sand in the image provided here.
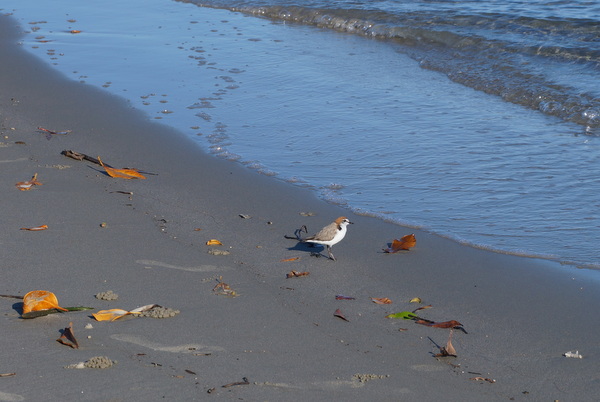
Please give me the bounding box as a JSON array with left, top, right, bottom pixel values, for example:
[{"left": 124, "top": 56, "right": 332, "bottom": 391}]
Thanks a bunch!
[
  {"left": 111, "top": 334, "right": 224, "bottom": 354},
  {"left": 135, "top": 259, "right": 227, "bottom": 273}
]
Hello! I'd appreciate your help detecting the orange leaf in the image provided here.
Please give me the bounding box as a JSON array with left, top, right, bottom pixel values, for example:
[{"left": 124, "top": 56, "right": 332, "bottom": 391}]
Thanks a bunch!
[
  {"left": 92, "top": 309, "right": 135, "bottom": 321},
  {"left": 286, "top": 270, "right": 310, "bottom": 278},
  {"left": 383, "top": 234, "right": 416, "bottom": 253},
  {"left": 371, "top": 297, "right": 392, "bottom": 304},
  {"left": 98, "top": 156, "right": 146, "bottom": 179},
  {"left": 15, "top": 173, "right": 42, "bottom": 190},
  {"left": 20, "top": 225, "right": 48, "bottom": 231},
  {"left": 280, "top": 257, "right": 300, "bottom": 262},
  {"left": 22, "top": 290, "right": 68, "bottom": 315},
  {"left": 206, "top": 239, "right": 223, "bottom": 246}
]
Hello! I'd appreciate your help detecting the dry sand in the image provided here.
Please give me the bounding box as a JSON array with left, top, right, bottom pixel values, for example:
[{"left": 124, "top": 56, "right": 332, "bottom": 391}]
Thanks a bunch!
[{"left": 1, "top": 13, "right": 600, "bottom": 401}]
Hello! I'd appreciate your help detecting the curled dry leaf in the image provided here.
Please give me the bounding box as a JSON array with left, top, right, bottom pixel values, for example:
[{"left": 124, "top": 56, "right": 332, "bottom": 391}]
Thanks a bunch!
[
  {"left": 92, "top": 309, "right": 138, "bottom": 322},
  {"left": 383, "top": 234, "right": 416, "bottom": 253},
  {"left": 213, "top": 277, "right": 237, "bottom": 297},
  {"left": 15, "top": 173, "right": 42, "bottom": 190},
  {"left": 409, "top": 297, "right": 422, "bottom": 303},
  {"left": 206, "top": 239, "right": 223, "bottom": 246},
  {"left": 435, "top": 329, "right": 457, "bottom": 357},
  {"left": 20, "top": 225, "right": 48, "bottom": 231},
  {"left": 371, "top": 297, "right": 392, "bottom": 305},
  {"left": 280, "top": 257, "right": 300, "bottom": 262},
  {"left": 334, "top": 308, "right": 349, "bottom": 322},
  {"left": 415, "top": 319, "right": 466, "bottom": 332},
  {"left": 98, "top": 156, "right": 146, "bottom": 179},
  {"left": 286, "top": 270, "right": 310, "bottom": 278},
  {"left": 412, "top": 304, "right": 433, "bottom": 313},
  {"left": 22, "top": 290, "right": 68, "bottom": 316},
  {"left": 57, "top": 322, "right": 79, "bottom": 349}
]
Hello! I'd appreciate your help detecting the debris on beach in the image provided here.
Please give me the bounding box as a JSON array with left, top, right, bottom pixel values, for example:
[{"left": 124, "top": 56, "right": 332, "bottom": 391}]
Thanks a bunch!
[
  {"left": 385, "top": 310, "right": 466, "bottom": 332},
  {"left": 206, "top": 239, "right": 223, "bottom": 246},
  {"left": 22, "top": 290, "right": 66, "bottom": 316},
  {"left": 95, "top": 290, "right": 119, "bottom": 301},
  {"left": 383, "top": 234, "right": 416, "bottom": 253},
  {"left": 469, "top": 377, "right": 495, "bottom": 383},
  {"left": 136, "top": 305, "right": 180, "bottom": 319},
  {"left": 280, "top": 257, "right": 300, "bottom": 262},
  {"left": 412, "top": 304, "right": 433, "bottom": 313},
  {"left": 221, "top": 377, "right": 250, "bottom": 389},
  {"left": 93, "top": 304, "right": 171, "bottom": 321},
  {"left": 56, "top": 322, "right": 79, "bottom": 349},
  {"left": 15, "top": 173, "right": 42, "bottom": 190},
  {"left": 371, "top": 297, "right": 392, "bottom": 304},
  {"left": 334, "top": 308, "right": 349, "bottom": 322},
  {"left": 352, "top": 373, "right": 389, "bottom": 383},
  {"left": 98, "top": 156, "right": 146, "bottom": 179},
  {"left": 239, "top": 214, "right": 251, "bottom": 219},
  {"left": 208, "top": 248, "right": 230, "bottom": 256},
  {"left": 20, "top": 224, "right": 48, "bottom": 231},
  {"left": 563, "top": 350, "right": 583, "bottom": 359},
  {"left": 212, "top": 277, "right": 237, "bottom": 297},
  {"left": 37, "top": 126, "right": 71, "bottom": 140},
  {"left": 299, "top": 211, "right": 316, "bottom": 216},
  {"left": 65, "top": 356, "right": 116, "bottom": 369},
  {"left": 286, "top": 270, "right": 309, "bottom": 278},
  {"left": 0, "top": 373, "right": 16, "bottom": 377},
  {"left": 335, "top": 295, "right": 356, "bottom": 300},
  {"left": 434, "top": 329, "right": 457, "bottom": 357},
  {"left": 409, "top": 297, "right": 422, "bottom": 303}
]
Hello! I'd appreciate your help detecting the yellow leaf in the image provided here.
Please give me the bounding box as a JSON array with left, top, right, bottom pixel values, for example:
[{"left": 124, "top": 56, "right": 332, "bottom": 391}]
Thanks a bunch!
[
  {"left": 206, "top": 239, "right": 223, "bottom": 246},
  {"left": 98, "top": 156, "right": 146, "bottom": 179},
  {"left": 409, "top": 297, "right": 422, "bottom": 303},
  {"left": 92, "top": 309, "right": 134, "bottom": 322},
  {"left": 22, "top": 290, "right": 67, "bottom": 315}
]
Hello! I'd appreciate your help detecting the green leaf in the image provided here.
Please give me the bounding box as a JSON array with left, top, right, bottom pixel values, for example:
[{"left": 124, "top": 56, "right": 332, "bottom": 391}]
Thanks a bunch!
[{"left": 385, "top": 311, "right": 418, "bottom": 320}]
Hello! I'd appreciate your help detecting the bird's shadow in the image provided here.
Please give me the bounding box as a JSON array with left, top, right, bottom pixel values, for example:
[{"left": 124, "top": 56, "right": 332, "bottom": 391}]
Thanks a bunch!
[{"left": 287, "top": 241, "right": 325, "bottom": 258}]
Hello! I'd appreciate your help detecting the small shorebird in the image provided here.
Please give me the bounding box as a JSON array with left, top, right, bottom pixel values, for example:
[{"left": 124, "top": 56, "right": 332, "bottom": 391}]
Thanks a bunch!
[{"left": 305, "top": 216, "right": 353, "bottom": 261}]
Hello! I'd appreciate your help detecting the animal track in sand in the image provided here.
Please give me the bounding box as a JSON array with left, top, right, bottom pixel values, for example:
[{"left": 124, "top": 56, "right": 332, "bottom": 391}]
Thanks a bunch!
[
  {"left": 111, "top": 334, "right": 224, "bottom": 354},
  {"left": 135, "top": 259, "right": 227, "bottom": 272}
]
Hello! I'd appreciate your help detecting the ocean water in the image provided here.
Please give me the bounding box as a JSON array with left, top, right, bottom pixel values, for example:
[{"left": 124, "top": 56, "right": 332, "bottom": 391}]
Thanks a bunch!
[{"left": 2, "top": 0, "right": 599, "bottom": 268}]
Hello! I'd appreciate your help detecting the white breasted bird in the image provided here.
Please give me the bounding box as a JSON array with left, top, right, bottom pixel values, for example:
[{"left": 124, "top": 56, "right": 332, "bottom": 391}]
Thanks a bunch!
[{"left": 304, "top": 216, "right": 353, "bottom": 261}]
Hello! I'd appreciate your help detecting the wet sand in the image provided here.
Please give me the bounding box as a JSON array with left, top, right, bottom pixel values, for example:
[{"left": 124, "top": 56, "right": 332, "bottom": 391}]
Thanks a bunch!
[{"left": 1, "top": 13, "right": 599, "bottom": 401}]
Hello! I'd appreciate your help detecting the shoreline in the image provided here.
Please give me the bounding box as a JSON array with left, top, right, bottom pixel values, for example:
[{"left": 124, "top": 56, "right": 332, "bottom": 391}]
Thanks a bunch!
[{"left": 2, "top": 12, "right": 599, "bottom": 401}]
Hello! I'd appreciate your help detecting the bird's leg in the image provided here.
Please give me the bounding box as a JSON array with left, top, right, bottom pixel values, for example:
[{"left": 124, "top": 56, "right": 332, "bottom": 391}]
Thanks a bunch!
[{"left": 327, "top": 245, "right": 336, "bottom": 261}]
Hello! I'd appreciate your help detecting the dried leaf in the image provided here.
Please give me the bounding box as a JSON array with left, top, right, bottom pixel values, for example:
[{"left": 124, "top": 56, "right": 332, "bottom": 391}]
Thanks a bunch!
[
  {"left": 38, "top": 126, "right": 71, "bottom": 140},
  {"left": 15, "top": 173, "right": 42, "bottom": 191},
  {"left": 22, "top": 290, "right": 68, "bottom": 316},
  {"left": 334, "top": 308, "right": 349, "bottom": 322},
  {"left": 212, "top": 277, "right": 237, "bottom": 297},
  {"left": 435, "top": 329, "right": 457, "bottom": 357},
  {"left": 286, "top": 270, "right": 310, "bottom": 278},
  {"left": 57, "top": 322, "right": 79, "bottom": 349},
  {"left": 385, "top": 311, "right": 417, "bottom": 320},
  {"left": 280, "top": 257, "right": 300, "bottom": 262},
  {"left": 92, "top": 309, "right": 138, "bottom": 321},
  {"left": 383, "top": 234, "right": 416, "bottom": 253},
  {"left": 409, "top": 297, "right": 422, "bottom": 303},
  {"left": 98, "top": 156, "right": 146, "bottom": 179},
  {"left": 20, "top": 224, "right": 48, "bottom": 231},
  {"left": 412, "top": 304, "right": 433, "bottom": 313},
  {"left": 206, "top": 239, "right": 223, "bottom": 246},
  {"left": 371, "top": 297, "right": 392, "bottom": 305},
  {"left": 415, "top": 319, "right": 464, "bottom": 330},
  {"left": 335, "top": 295, "right": 356, "bottom": 300}
]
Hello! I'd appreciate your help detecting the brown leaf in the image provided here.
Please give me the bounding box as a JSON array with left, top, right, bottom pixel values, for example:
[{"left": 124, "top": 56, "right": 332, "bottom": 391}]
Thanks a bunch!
[
  {"left": 383, "top": 234, "right": 416, "bottom": 253},
  {"left": 415, "top": 319, "right": 463, "bottom": 330},
  {"left": 98, "top": 156, "right": 146, "bottom": 179},
  {"left": 334, "top": 308, "right": 349, "bottom": 322},
  {"left": 435, "top": 329, "right": 457, "bottom": 357},
  {"left": 15, "top": 173, "right": 42, "bottom": 190},
  {"left": 412, "top": 304, "right": 433, "bottom": 313},
  {"left": 20, "top": 225, "right": 48, "bottom": 231},
  {"left": 286, "top": 270, "right": 310, "bottom": 278},
  {"left": 371, "top": 297, "right": 392, "bottom": 305},
  {"left": 56, "top": 322, "right": 79, "bottom": 349}
]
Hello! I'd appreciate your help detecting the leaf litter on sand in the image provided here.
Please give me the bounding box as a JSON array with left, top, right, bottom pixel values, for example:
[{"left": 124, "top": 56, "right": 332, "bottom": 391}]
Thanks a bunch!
[
  {"left": 15, "top": 173, "right": 42, "bottom": 190},
  {"left": 98, "top": 156, "right": 146, "bottom": 179},
  {"left": 57, "top": 322, "right": 79, "bottom": 349},
  {"left": 212, "top": 276, "right": 237, "bottom": 297},
  {"left": 286, "top": 270, "right": 309, "bottom": 278},
  {"left": 383, "top": 234, "right": 416, "bottom": 253}
]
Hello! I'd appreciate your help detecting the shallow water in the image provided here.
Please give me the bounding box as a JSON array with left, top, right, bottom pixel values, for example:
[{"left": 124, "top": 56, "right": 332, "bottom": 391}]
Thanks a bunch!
[{"left": 2, "top": 0, "right": 599, "bottom": 268}]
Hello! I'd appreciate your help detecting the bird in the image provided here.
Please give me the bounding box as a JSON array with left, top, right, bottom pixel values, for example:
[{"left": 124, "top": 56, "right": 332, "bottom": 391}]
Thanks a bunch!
[{"left": 304, "top": 216, "right": 353, "bottom": 261}]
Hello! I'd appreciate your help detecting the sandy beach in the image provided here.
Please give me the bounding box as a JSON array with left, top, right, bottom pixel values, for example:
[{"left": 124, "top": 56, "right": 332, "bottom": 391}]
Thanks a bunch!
[{"left": 1, "top": 12, "right": 600, "bottom": 401}]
